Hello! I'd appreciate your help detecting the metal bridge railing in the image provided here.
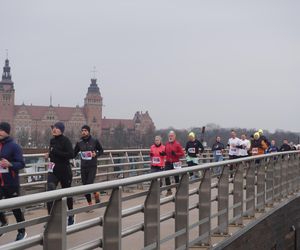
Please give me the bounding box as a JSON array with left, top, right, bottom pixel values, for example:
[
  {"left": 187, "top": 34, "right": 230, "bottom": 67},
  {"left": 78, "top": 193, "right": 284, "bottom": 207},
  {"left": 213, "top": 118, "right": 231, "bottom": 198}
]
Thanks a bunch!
[
  {"left": 20, "top": 148, "right": 225, "bottom": 194},
  {"left": 0, "top": 151, "right": 298, "bottom": 250}
]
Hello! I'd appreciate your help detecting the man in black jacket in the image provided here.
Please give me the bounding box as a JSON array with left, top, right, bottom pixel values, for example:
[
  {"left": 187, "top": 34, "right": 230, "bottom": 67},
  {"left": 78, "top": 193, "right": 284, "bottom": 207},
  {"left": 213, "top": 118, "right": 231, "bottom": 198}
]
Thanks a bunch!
[
  {"left": 74, "top": 125, "right": 103, "bottom": 205},
  {"left": 279, "top": 139, "right": 292, "bottom": 152},
  {"left": 46, "top": 122, "right": 74, "bottom": 226}
]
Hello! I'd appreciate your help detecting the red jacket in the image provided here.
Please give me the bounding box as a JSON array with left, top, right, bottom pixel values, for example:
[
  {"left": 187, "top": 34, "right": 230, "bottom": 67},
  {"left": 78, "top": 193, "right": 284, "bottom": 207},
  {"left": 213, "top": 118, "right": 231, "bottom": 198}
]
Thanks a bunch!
[
  {"left": 165, "top": 140, "right": 185, "bottom": 163},
  {"left": 150, "top": 144, "right": 166, "bottom": 168}
]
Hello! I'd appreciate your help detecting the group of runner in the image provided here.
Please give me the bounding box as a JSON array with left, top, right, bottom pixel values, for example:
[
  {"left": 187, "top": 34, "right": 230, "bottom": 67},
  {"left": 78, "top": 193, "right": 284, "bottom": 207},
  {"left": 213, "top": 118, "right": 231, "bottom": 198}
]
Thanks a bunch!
[{"left": 149, "top": 129, "right": 298, "bottom": 195}]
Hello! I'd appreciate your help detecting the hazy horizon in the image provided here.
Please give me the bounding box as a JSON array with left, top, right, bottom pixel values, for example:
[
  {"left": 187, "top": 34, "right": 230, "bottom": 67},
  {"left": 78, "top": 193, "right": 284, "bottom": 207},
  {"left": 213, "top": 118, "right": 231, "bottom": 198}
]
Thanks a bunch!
[{"left": 1, "top": 1, "right": 299, "bottom": 132}]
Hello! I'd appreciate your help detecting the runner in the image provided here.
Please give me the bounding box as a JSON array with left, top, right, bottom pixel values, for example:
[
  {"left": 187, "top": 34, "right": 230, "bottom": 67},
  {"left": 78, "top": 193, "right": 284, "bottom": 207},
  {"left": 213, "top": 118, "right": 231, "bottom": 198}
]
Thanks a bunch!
[
  {"left": 185, "top": 132, "right": 204, "bottom": 179},
  {"left": 267, "top": 140, "right": 279, "bottom": 153},
  {"left": 0, "top": 122, "right": 27, "bottom": 241},
  {"left": 238, "top": 134, "right": 251, "bottom": 158},
  {"left": 46, "top": 122, "right": 75, "bottom": 226},
  {"left": 227, "top": 130, "right": 240, "bottom": 177},
  {"left": 149, "top": 136, "right": 166, "bottom": 186},
  {"left": 227, "top": 130, "right": 240, "bottom": 159},
  {"left": 279, "top": 139, "right": 292, "bottom": 152},
  {"left": 164, "top": 131, "right": 184, "bottom": 196},
  {"left": 211, "top": 136, "right": 225, "bottom": 175},
  {"left": 250, "top": 132, "right": 268, "bottom": 156},
  {"left": 74, "top": 125, "right": 103, "bottom": 206},
  {"left": 258, "top": 129, "right": 270, "bottom": 148}
]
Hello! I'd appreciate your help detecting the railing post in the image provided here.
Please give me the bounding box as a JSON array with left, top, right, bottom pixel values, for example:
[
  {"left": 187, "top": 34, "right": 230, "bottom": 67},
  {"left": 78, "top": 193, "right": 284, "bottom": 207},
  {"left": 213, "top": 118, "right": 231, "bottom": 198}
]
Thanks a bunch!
[
  {"left": 287, "top": 154, "right": 293, "bottom": 195},
  {"left": 281, "top": 155, "right": 288, "bottom": 198},
  {"left": 43, "top": 197, "right": 67, "bottom": 250},
  {"left": 266, "top": 157, "right": 275, "bottom": 207},
  {"left": 256, "top": 158, "right": 266, "bottom": 212},
  {"left": 137, "top": 151, "right": 144, "bottom": 190},
  {"left": 244, "top": 160, "right": 255, "bottom": 218},
  {"left": 198, "top": 168, "right": 211, "bottom": 246},
  {"left": 293, "top": 154, "right": 299, "bottom": 192},
  {"left": 144, "top": 179, "right": 160, "bottom": 250},
  {"left": 103, "top": 187, "right": 122, "bottom": 250},
  {"left": 175, "top": 173, "right": 189, "bottom": 249},
  {"left": 233, "top": 162, "right": 244, "bottom": 226},
  {"left": 216, "top": 163, "right": 229, "bottom": 235},
  {"left": 274, "top": 156, "right": 281, "bottom": 201}
]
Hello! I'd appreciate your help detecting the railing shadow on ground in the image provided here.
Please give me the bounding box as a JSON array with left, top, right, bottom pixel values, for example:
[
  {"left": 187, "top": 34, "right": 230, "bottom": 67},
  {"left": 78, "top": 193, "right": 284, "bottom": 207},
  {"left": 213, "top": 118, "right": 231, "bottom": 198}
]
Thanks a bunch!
[{"left": 0, "top": 151, "right": 299, "bottom": 250}]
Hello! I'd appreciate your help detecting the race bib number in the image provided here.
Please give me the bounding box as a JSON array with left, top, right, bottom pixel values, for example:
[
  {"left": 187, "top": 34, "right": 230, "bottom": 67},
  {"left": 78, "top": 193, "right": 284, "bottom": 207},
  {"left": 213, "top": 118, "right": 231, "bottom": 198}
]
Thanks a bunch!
[
  {"left": 48, "top": 162, "right": 55, "bottom": 173},
  {"left": 216, "top": 150, "right": 222, "bottom": 156},
  {"left": 188, "top": 148, "right": 196, "bottom": 154},
  {"left": 0, "top": 166, "right": 9, "bottom": 173},
  {"left": 152, "top": 157, "right": 161, "bottom": 164},
  {"left": 252, "top": 148, "right": 258, "bottom": 155},
  {"left": 80, "top": 151, "right": 93, "bottom": 160},
  {"left": 231, "top": 148, "right": 237, "bottom": 152},
  {"left": 173, "top": 162, "right": 182, "bottom": 169}
]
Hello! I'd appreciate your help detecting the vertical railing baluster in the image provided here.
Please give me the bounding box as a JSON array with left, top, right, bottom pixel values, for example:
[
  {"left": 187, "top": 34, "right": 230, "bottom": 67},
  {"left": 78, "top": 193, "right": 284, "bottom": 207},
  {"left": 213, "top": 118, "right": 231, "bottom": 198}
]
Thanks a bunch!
[
  {"left": 274, "top": 156, "right": 281, "bottom": 201},
  {"left": 217, "top": 163, "right": 229, "bottom": 235},
  {"left": 44, "top": 198, "right": 67, "bottom": 250},
  {"left": 233, "top": 162, "right": 244, "bottom": 225},
  {"left": 245, "top": 160, "right": 255, "bottom": 218},
  {"left": 289, "top": 154, "right": 292, "bottom": 194},
  {"left": 266, "top": 157, "right": 275, "bottom": 207},
  {"left": 198, "top": 168, "right": 211, "bottom": 246},
  {"left": 256, "top": 158, "right": 266, "bottom": 212},
  {"left": 103, "top": 187, "right": 122, "bottom": 250},
  {"left": 175, "top": 173, "right": 189, "bottom": 249},
  {"left": 144, "top": 179, "right": 160, "bottom": 250},
  {"left": 281, "top": 155, "right": 288, "bottom": 198}
]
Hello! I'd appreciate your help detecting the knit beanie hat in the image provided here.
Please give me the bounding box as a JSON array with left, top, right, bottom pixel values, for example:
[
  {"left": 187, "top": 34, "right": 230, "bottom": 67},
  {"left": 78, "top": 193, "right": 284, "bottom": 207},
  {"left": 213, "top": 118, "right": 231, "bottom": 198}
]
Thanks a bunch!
[
  {"left": 52, "top": 122, "right": 65, "bottom": 133},
  {"left": 0, "top": 122, "right": 11, "bottom": 135},
  {"left": 81, "top": 125, "right": 91, "bottom": 133}
]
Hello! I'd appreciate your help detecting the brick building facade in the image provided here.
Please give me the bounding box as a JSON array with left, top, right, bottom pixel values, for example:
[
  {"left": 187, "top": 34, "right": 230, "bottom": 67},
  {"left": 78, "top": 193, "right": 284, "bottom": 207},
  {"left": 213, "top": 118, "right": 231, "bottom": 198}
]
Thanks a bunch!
[{"left": 0, "top": 58, "right": 155, "bottom": 147}]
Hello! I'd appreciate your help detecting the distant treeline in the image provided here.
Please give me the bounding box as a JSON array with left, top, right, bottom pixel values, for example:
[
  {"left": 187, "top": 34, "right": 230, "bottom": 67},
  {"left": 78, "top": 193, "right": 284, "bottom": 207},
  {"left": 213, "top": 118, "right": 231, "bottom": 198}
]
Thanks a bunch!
[
  {"left": 19, "top": 122, "right": 300, "bottom": 150},
  {"left": 156, "top": 126, "right": 300, "bottom": 149}
]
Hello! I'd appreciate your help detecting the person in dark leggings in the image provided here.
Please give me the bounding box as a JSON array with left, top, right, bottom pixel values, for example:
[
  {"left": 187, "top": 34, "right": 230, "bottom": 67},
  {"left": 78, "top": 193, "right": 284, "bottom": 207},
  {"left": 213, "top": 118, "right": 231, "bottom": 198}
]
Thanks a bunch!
[
  {"left": 164, "top": 131, "right": 185, "bottom": 196},
  {"left": 0, "top": 122, "right": 26, "bottom": 241},
  {"left": 185, "top": 132, "right": 204, "bottom": 179},
  {"left": 74, "top": 125, "right": 103, "bottom": 206},
  {"left": 46, "top": 122, "right": 74, "bottom": 226}
]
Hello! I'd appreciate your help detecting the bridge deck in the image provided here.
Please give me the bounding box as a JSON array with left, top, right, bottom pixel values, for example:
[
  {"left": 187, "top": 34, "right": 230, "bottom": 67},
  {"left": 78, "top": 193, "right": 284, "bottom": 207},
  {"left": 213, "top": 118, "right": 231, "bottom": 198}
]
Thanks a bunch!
[{"left": 0, "top": 180, "right": 277, "bottom": 250}]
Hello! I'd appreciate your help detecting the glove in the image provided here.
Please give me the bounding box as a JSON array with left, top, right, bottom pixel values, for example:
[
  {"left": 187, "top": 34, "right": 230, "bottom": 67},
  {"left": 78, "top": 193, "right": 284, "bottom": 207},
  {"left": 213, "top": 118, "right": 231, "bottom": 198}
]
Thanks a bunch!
[
  {"left": 171, "top": 151, "right": 176, "bottom": 156},
  {"left": 159, "top": 151, "right": 166, "bottom": 156}
]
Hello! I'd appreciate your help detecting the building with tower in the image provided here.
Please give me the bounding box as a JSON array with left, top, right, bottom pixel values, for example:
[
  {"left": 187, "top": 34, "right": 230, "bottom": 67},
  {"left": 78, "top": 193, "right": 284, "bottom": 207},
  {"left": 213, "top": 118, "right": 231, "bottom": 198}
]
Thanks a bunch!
[{"left": 0, "top": 58, "right": 155, "bottom": 147}]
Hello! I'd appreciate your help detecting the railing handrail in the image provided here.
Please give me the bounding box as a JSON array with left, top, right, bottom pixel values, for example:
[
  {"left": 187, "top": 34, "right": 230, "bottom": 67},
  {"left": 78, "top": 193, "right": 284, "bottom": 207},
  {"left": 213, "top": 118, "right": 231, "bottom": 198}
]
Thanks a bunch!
[{"left": 0, "top": 150, "right": 297, "bottom": 211}]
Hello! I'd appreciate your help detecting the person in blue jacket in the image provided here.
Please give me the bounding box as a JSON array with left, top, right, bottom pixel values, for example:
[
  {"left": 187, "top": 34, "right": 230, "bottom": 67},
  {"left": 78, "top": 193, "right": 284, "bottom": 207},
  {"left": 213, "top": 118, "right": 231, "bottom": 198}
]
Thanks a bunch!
[{"left": 0, "top": 122, "right": 26, "bottom": 241}]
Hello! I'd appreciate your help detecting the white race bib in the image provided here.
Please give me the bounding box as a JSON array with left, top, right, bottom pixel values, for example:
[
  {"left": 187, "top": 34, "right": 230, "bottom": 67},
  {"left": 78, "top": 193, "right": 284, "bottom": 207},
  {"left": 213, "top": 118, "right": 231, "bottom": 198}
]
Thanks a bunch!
[
  {"left": 0, "top": 166, "right": 9, "bottom": 173},
  {"left": 48, "top": 162, "right": 55, "bottom": 173},
  {"left": 173, "top": 162, "right": 182, "bottom": 169},
  {"left": 188, "top": 148, "right": 196, "bottom": 154},
  {"left": 152, "top": 157, "right": 161, "bottom": 164},
  {"left": 216, "top": 150, "right": 222, "bottom": 156},
  {"left": 80, "top": 151, "right": 93, "bottom": 160}
]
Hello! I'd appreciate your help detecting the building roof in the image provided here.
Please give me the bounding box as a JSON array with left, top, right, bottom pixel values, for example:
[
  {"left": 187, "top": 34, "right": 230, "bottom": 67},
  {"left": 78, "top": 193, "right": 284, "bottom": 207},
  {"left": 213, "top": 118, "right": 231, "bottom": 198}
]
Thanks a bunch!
[
  {"left": 102, "top": 118, "right": 135, "bottom": 130},
  {"left": 15, "top": 105, "right": 85, "bottom": 121}
]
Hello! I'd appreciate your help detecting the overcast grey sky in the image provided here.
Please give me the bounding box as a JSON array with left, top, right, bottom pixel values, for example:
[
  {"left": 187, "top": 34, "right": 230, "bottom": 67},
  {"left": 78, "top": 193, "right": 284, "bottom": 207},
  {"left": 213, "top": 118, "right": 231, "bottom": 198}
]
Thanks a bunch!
[{"left": 1, "top": 1, "right": 299, "bottom": 132}]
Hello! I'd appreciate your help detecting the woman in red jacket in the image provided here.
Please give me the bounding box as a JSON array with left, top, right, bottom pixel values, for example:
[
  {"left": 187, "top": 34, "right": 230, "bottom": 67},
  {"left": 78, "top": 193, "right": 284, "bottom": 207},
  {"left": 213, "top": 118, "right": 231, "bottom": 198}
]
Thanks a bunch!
[
  {"left": 150, "top": 136, "right": 166, "bottom": 173},
  {"left": 164, "top": 131, "right": 185, "bottom": 196}
]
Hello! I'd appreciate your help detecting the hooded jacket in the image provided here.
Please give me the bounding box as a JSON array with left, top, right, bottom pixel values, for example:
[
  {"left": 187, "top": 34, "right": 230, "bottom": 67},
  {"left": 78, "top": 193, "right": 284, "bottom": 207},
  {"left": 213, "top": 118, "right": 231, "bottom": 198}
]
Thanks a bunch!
[{"left": 0, "top": 136, "right": 25, "bottom": 187}]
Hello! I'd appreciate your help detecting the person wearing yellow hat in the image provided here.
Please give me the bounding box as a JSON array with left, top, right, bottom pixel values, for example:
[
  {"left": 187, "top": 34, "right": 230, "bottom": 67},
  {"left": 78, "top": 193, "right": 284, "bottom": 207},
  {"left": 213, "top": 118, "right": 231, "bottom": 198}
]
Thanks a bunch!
[
  {"left": 185, "top": 132, "right": 204, "bottom": 179},
  {"left": 258, "top": 129, "right": 270, "bottom": 147},
  {"left": 250, "top": 132, "right": 268, "bottom": 156}
]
